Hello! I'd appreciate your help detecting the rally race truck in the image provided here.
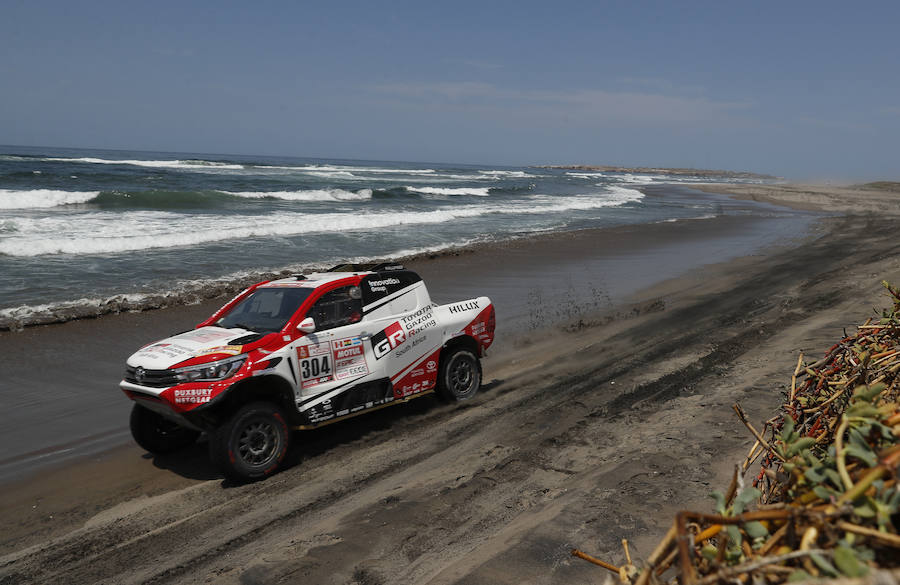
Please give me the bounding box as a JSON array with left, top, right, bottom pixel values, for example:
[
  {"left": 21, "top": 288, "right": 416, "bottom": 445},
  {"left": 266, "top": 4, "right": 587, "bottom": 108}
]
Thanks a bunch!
[{"left": 120, "top": 264, "right": 495, "bottom": 482}]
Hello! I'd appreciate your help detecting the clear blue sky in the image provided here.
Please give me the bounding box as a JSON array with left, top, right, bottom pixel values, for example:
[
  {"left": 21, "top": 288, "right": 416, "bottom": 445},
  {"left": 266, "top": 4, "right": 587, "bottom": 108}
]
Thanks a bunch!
[{"left": 2, "top": 0, "right": 898, "bottom": 180}]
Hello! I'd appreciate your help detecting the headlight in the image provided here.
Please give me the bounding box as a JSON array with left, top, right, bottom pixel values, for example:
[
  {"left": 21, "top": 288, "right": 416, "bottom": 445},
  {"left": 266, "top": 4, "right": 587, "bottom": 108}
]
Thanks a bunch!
[{"left": 174, "top": 355, "right": 246, "bottom": 382}]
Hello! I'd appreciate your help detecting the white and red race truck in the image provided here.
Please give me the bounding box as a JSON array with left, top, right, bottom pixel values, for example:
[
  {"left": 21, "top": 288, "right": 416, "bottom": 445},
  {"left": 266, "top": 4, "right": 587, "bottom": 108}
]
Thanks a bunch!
[{"left": 120, "top": 264, "right": 495, "bottom": 481}]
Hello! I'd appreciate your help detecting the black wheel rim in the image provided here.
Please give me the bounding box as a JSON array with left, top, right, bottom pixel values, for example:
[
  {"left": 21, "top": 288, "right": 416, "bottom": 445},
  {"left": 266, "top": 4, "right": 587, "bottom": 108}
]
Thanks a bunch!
[
  {"left": 236, "top": 419, "right": 280, "bottom": 468},
  {"left": 449, "top": 355, "right": 476, "bottom": 396}
]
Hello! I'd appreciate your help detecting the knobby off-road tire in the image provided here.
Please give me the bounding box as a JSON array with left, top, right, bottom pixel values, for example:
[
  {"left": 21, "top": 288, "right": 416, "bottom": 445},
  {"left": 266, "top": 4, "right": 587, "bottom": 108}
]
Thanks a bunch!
[
  {"left": 130, "top": 403, "right": 200, "bottom": 454},
  {"left": 209, "top": 401, "right": 291, "bottom": 482},
  {"left": 436, "top": 347, "right": 482, "bottom": 402}
]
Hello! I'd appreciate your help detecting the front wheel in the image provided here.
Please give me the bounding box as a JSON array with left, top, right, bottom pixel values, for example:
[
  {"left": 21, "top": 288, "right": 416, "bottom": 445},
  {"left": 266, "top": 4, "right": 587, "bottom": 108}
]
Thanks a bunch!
[
  {"left": 209, "top": 401, "right": 291, "bottom": 482},
  {"left": 130, "top": 403, "right": 200, "bottom": 454},
  {"left": 436, "top": 347, "right": 482, "bottom": 402}
]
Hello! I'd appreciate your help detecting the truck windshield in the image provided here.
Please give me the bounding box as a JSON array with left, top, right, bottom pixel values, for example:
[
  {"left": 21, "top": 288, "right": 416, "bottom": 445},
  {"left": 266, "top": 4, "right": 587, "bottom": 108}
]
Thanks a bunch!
[{"left": 217, "top": 287, "right": 314, "bottom": 333}]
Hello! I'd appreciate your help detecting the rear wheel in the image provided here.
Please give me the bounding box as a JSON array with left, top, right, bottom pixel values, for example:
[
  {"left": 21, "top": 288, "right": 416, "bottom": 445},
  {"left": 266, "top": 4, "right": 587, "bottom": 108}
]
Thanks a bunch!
[
  {"left": 436, "top": 347, "right": 481, "bottom": 402},
  {"left": 209, "top": 401, "right": 290, "bottom": 482},
  {"left": 130, "top": 403, "right": 200, "bottom": 454}
]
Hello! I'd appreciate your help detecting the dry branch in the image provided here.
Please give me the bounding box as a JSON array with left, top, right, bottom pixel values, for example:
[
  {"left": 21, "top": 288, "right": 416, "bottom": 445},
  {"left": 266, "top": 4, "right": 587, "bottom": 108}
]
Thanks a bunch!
[{"left": 574, "top": 282, "right": 900, "bottom": 584}]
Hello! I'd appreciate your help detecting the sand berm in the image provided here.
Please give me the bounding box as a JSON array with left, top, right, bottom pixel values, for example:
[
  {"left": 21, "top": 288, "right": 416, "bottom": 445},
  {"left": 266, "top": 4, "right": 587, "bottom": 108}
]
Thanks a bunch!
[{"left": 1, "top": 183, "right": 900, "bottom": 584}]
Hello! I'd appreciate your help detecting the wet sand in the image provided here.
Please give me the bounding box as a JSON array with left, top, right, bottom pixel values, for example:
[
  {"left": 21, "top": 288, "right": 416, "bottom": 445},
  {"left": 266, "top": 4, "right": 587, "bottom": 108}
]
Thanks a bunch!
[
  {"left": 2, "top": 184, "right": 900, "bottom": 584},
  {"left": 0, "top": 189, "right": 815, "bottom": 482}
]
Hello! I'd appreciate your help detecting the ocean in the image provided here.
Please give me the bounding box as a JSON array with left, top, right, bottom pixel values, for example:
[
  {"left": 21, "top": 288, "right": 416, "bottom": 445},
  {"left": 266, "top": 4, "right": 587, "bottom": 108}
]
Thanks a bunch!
[{"left": 0, "top": 145, "right": 794, "bottom": 329}]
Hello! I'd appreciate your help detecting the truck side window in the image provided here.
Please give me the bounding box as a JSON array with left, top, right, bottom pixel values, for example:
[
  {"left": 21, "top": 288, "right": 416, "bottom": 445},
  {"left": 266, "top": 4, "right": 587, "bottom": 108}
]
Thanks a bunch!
[{"left": 308, "top": 286, "right": 363, "bottom": 331}]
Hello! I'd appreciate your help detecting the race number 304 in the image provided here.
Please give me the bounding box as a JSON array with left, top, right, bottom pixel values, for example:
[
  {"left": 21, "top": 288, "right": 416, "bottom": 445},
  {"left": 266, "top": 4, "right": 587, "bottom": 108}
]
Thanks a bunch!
[{"left": 301, "top": 355, "right": 331, "bottom": 379}]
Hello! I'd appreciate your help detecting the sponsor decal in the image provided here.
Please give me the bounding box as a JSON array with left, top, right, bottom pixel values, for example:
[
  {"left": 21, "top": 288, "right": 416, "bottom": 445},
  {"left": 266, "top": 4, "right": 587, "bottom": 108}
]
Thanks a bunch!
[
  {"left": 372, "top": 322, "right": 406, "bottom": 360},
  {"left": 299, "top": 338, "right": 370, "bottom": 387},
  {"left": 448, "top": 300, "right": 480, "bottom": 314},
  {"left": 394, "top": 332, "right": 428, "bottom": 359},
  {"left": 392, "top": 349, "right": 441, "bottom": 398},
  {"left": 334, "top": 351, "right": 368, "bottom": 380},
  {"left": 396, "top": 380, "right": 430, "bottom": 397},
  {"left": 301, "top": 374, "right": 332, "bottom": 389},
  {"left": 463, "top": 305, "right": 495, "bottom": 348},
  {"left": 298, "top": 341, "right": 330, "bottom": 359},
  {"left": 399, "top": 304, "right": 438, "bottom": 337},
  {"left": 197, "top": 345, "right": 243, "bottom": 357},
  {"left": 336, "top": 363, "right": 369, "bottom": 379},
  {"left": 138, "top": 343, "right": 191, "bottom": 359},
  {"left": 176, "top": 329, "right": 235, "bottom": 343},
  {"left": 367, "top": 277, "right": 400, "bottom": 293},
  {"left": 332, "top": 337, "right": 369, "bottom": 380},
  {"left": 173, "top": 387, "right": 214, "bottom": 405},
  {"left": 334, "top": 345, "right": 363, "bottom": 360},
  {"left": 307, "top": 398, "right": 334, "bottom": 423},
  {"left": 299, "top": 351, "right": 333, "bottom": 389},
  {"left": 332, "top": 337, "right": 362, "bottom": 350},
  {"left": 401, "top": 304, "right": 434, "bottom": 326}
]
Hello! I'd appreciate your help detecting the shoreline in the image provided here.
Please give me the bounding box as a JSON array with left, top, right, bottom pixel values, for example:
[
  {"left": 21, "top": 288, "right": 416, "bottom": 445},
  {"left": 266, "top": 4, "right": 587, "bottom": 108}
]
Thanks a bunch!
[
  {"left": 0, "top": 183, "right": 811, "bottom": 332},
  {"left": 4, "top": 182, "right": 900, "bottom": 583},
  {"left": 0, "top": 187, "right": 820, "bottom": 485},
  {"left": 688, "top": 181, "right": 900, "bottom": 213},
  {"left": 535, "top": 164, "right": 779, "bottom": 180},
  {"left": 0, "top": 184, "right": 822, "bottom": 485}
]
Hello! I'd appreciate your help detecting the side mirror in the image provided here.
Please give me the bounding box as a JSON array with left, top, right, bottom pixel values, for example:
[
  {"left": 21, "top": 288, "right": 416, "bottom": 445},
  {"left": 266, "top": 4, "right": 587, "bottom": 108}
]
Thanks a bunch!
[{"left": 297, "top": 317, "right": 316, "bottom": 334}]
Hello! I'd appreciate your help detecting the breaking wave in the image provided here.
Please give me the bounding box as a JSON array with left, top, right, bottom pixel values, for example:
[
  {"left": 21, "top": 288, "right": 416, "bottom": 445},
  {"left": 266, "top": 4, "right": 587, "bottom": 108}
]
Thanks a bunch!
[
  {"left": 617, "top": 174, "right": 657, "bottom": 184},
  {"left": 44, "top": 157, "right": 245, "bottom": 170},
  {"left": 599, "top": 185, "right": 646, "bottom": 203},
  {"left": 0, "top": 190, "right": 642, "bottom": 257},
  {"left": 478, "top": 170, "right": 531, "bottom": 178},
  {"left": 0, "top": 188, "right": 376, "bottom": 209},
  {"left": 407, "top": 186, "right": 492, "bottom": 197},
  {"left": 301, "top": 170, "right": 358, "bottom": 179},
  {"left": 565, "top": 172, "right": 606, "bottom": 178},
  {"left": 261, "top": 164, "right": 437, "bottom": 175},
  {"left": 228, "top": 189, "right": 373, "bottom": 201},
  {"left": 0, "top": 236, "right": 488, "bottom": 331},
  {"left": 0, "top": 189, "right": 100, "bottom": 209},
  {"left": 657, "top": 214, "right": 717, "bottom": 223}
]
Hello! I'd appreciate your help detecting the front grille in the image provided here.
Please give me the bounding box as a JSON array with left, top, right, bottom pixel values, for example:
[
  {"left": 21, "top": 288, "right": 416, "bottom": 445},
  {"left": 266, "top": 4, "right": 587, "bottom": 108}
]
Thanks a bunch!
[{"left": 124, "top": 365, "right": 179, "bottom": 388}]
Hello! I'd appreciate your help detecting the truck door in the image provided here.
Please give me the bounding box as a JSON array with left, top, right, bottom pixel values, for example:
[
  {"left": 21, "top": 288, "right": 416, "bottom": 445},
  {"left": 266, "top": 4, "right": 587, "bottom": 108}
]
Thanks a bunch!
[{"left": 290, "top": 285, "right": 386, "bottom": 424}]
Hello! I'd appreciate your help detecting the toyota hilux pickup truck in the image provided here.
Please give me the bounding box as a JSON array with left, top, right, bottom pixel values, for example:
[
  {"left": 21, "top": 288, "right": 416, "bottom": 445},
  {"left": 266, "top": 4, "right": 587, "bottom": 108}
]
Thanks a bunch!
[{"left": 120, "top": 263, "right": 495, "bottom": 482}]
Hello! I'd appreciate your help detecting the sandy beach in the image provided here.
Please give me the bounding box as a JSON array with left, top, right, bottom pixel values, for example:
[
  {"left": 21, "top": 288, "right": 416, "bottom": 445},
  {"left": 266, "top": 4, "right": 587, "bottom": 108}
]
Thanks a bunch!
[{"left": 2, "top": 183, "right": 900, "bottom": 584}]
